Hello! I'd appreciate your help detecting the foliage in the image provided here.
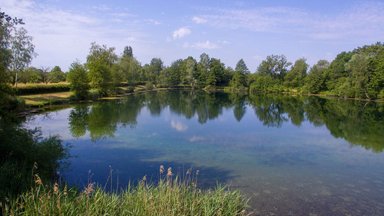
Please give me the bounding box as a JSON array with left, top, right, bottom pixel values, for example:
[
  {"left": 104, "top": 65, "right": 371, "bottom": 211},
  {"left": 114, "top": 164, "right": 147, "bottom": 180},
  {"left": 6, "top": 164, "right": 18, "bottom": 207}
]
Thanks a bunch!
[
  {"left": 48, "top": 66, "right": 66, "bottom": 83},
  {"left": 159, "top": 59, "right": 182, "bottom": 87},
  {"left": 113, "top": 53, "right": 141, "bottom": 85},
  {"left": 303, "top": 60, "right": 329, "bottom": 94},
  {"left": 144, "top": 58, "right": 163, "bottom": 84},
  {"left": 8, "top": 27, "right": 35, "bottom": 86},
  {"left": 86, "top": 42, "right": 117, "bottom": 95},
  {"left": 284, "top": 58, "right": 308, "bottom": 88},
  {"left": 257, "top": 55, "right": 291, "bottom": 80},
  {"left": 323, "top": 43, "right": 384, "bottom": 99},
  {"left": 207, "top": 58, "right": 225, "bottom": 86},
  {"left": 0, "top": 121, "right": 67, "bottom": 199},
  {"left": 229, "top": 59, "right": 249, "bottom": 89},
  {"left": 67, "top": 62, "right": 89, "bottom": 100},
  {"left": 0, "top": 10, "right": 26, "bottom": 112},
  {"left": 19, "top": 67, "right": 41, "bottom": 83},
  {"left": 249, "top": 74, "right": 283, "bottom": 93}
]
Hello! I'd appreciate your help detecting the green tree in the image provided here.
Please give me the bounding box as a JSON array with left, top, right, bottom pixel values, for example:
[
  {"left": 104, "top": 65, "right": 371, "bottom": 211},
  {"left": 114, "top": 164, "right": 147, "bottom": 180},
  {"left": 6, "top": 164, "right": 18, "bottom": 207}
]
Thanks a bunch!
[
  {"left": 86, "top": 42, "right": 117, "bottom": 95},
  {"left": 160, "top": 59, "right": 181, "bottom": 86},
  {"left": 235, "top": 59, "right": 250, "bottom": 75},
  {"left": 230, "top": 59, "right": 249, "bottom": 88},
  {"left": 19, "top": 66, "right": 41, "bottom": 83},
  {"left": 325, "top": 52, "right": 353, "bottom": 90},
  {"left": 39, "top": 67, "right": 50, "bottom": 84},
  {"left": 181, "top": 56, "right": 197, "bottom": 87},
  {"left": 115, "top": 52, "right": 141, "bottom": 85},
  {"left": 196, "top": 53, "right": 210, "bottom": 87},
  {"left": 67, "top": 62, "right": 89, "bottom": 99},
  {"left": 249, "top": 74, "right": 281, "bottom": 93},
  {"left": 9, "top": 27, "right": 35, "bottom": 87},
  {"left": 257, "top": 55, "right": 291, "bottom": 80},
  {"left": 369, "top": 46, "right": 384, "bottom": 99},
  {"left": 304, "top": 60, "right": 329, "bottom": 94},
  {"left": 284, "top": 58, "right": 308, "bottom": 88},
  {"left": 123, "top": 46, "right": 133, "bottom": 58},
  {"left": 144, "top": 58, "right": 163, "bottom": 84},
  {"left": 48, "top": 66, "right": 66, "bottom": 83},
  {"left": 0, "top": 10, "right": 27, "bottom": 114},
  {"left": 206, "top": 58, "right": 225, "bottom": 86}
]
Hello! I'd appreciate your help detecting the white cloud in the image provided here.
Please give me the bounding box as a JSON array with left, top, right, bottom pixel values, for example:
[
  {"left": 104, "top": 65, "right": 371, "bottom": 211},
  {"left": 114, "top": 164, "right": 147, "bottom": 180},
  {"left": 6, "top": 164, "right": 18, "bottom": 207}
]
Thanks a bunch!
[
  {"left": 2, "top": 0, "right": 150, "bottom": 70},
  {"left": 183, "top": 40, "right": 219, "bottom": 50},
  {"left": 194, "top": 2, "right": 384, "bottom": 42},
  {"left": 192, "top": 16, "right": 207, "bottom": 24},
  {"left": 171, "top": 120, "right": 188, "bottom": 132},
  {"left": 172, "top": 27, "right": 191, "bottom": 39}
]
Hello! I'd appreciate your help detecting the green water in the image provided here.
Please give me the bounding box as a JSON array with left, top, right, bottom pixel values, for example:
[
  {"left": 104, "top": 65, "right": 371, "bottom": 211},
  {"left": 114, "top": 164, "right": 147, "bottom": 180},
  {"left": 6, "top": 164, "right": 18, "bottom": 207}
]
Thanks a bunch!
[{"left": 25, "top": 91, "right": 384, "bottom": 215}]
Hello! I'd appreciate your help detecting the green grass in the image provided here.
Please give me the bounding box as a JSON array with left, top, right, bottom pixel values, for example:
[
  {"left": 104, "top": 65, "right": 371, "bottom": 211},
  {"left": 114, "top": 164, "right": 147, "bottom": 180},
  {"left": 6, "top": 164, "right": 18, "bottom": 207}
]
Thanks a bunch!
[
  {"left": 3, "top": 175, "right": 247, "bottom": 216},
  {"left": 14, "top": 82, "right": 70, "bottom": 95},
  {"left": 20, "top": 92, "right": 72, "bottom": 107}
]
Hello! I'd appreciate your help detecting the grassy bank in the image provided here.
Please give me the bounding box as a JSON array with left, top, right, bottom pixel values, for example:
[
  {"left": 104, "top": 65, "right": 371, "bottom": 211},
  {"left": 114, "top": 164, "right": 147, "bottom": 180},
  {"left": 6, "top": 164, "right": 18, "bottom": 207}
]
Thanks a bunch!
[
  {"left": 3, "top": 175, "right": 247, "bottom": 216},
  {"left": 20, "top": 92, "right": 72, "bottom": 107}
]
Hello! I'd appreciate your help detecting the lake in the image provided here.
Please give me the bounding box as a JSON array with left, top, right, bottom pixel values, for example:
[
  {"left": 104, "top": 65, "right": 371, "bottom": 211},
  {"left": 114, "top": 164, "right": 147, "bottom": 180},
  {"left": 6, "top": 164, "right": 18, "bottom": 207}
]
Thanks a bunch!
[{"left": 24, "top": 90, "right": 384, "bottom": 215}]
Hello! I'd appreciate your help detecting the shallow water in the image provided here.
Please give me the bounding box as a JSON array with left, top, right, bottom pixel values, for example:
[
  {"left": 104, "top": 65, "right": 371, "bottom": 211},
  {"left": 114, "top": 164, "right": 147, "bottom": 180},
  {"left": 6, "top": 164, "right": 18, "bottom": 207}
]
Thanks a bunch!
[{"left": 25, "top": 91, "right": 384, "bottom": 215}]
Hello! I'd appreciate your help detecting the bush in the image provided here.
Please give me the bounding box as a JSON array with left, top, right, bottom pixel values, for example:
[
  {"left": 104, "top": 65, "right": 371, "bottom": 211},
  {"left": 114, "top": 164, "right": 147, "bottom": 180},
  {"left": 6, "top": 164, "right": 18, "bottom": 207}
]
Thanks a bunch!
[{"left": 0, "top": 125, "right": 67, "bottom": 199}]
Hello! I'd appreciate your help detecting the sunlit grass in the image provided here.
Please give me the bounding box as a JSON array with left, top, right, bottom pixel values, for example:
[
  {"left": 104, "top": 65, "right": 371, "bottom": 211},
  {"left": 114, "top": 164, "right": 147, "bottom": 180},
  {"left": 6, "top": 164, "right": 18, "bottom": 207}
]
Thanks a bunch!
[
  {"left": 4, "top": 167, "right": 248, "bottom": 216},
  {"left": 20, "top": 92, "right": 72, "bottom": 106}
]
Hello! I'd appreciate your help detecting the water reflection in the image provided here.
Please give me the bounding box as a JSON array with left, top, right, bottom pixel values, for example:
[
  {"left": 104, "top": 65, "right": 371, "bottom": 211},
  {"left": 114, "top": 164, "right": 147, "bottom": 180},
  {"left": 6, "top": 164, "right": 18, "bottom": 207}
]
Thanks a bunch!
[{"left": 68, "top": 91, "right": 384, "bottom": 152}]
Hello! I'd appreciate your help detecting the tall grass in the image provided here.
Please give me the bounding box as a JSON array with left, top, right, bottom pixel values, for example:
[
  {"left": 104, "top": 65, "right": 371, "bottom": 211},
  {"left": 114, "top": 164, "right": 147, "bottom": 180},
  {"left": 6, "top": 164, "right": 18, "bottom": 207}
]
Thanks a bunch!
[
  {"left": 14, "top": 83, "right": 70, "bottom": 95},
  {"left": 3, "top": 166, "right": 248, "bottom": 216}
]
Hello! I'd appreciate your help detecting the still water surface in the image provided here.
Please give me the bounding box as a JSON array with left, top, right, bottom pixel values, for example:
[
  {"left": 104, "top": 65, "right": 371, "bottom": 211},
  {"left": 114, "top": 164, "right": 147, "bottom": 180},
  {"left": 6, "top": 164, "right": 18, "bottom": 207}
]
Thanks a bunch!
[{"left": 25, "top": 91, "right": 384, "bottom": 215}]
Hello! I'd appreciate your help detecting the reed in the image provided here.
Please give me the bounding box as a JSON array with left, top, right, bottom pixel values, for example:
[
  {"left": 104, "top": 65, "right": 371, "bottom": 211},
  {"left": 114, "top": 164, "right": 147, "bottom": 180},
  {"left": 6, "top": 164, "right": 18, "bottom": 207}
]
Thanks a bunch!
[{"left": 3, "top": 166, "right": 248, "bottom": 216}]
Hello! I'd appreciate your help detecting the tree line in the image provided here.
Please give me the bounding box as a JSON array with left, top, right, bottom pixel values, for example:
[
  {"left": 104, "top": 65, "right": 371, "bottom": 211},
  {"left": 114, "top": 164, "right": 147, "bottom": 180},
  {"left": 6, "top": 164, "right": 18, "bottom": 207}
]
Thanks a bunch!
[
  {"left": 66, "top": 42, "right": 384, "bottom": 100},
  {"left": 1, "top": 8, "right": 383, "bottom": 102}
]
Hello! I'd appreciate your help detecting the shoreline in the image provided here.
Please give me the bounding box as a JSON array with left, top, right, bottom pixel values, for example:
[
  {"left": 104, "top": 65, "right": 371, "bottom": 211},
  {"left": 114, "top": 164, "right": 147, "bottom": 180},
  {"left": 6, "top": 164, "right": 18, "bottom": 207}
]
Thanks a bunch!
[{"left": 18, "top": 86, "right": 384, "bottom": 117}]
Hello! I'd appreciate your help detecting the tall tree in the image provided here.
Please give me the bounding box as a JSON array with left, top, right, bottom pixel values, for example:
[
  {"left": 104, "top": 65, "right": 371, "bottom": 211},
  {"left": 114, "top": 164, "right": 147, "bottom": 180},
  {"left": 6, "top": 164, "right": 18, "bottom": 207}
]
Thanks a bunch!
[
  {"left": 67, "top": 62, "right": 89, "bottom": 99},
  {"left": 48, "top": 66, "right": 66, "bottom": 83},
  {"left": 39, "top": 67, "right": 50, "bottom": 84},
  {"left": 304, "top": 60, "right": 329, "bottom": 94},
  {"left": 86, "top": 42, "right": 117, "bottom": 95},
  {"left": 145, "top": 58, "right": 163, "bottom": 84},
  {"left": 0, "top": 10, "right": 24, "bottom": 88},
  {"left": 207, "top": 58, "right": 225, "bottom": 86},
  {"left": 257, "top": 55, "right": 291, "bottom": 80},
  {"left": 284, "top": 58, "right": 308, "bottom": 88},
  {"left": 235, "top": 59, "right": 250, "bottom": 75},
  {"left": 123, "top": 46, "right": 133, "bottom": 58},
  {"left": 181, "top": 56, "right": 197, "bottom": 87},
  {"left": 230, "top": 59, "right": 249, "bottom": 88},
  {"left": 9, "top": 27, "right": 35, "bottom": 86},
  {"left": 345, "top": 54, "right": 371, "bottom": 98},
  {"left": 196, "top": 53, "right": 211, "bottom": 87}
]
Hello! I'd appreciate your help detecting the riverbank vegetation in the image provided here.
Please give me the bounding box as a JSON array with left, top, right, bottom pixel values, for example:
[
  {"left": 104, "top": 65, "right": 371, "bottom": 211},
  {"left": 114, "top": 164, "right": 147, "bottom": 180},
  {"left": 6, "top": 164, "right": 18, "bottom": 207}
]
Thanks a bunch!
[{"left": 4, "top": 170, "right": 246, "bottom": 216}]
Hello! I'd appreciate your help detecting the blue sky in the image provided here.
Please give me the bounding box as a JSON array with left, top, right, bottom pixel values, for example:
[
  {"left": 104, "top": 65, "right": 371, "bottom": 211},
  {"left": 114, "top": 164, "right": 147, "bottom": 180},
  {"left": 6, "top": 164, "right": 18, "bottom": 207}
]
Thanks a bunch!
[{"left": 3, "top": 0, "right": 384, "bottom": 71}]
